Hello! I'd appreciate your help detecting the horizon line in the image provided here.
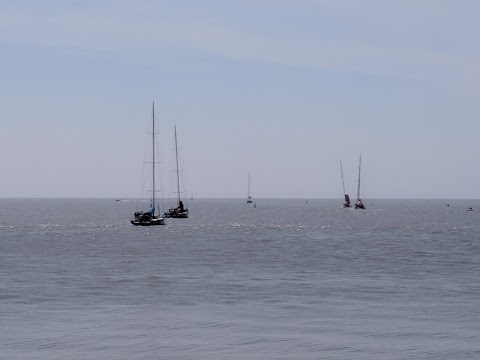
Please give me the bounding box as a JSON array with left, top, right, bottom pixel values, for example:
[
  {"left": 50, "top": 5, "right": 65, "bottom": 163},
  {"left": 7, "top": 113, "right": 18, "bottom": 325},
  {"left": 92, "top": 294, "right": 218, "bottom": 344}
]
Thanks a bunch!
[{"left": 0, "top": 197, "right": 477, "bottom": 201}]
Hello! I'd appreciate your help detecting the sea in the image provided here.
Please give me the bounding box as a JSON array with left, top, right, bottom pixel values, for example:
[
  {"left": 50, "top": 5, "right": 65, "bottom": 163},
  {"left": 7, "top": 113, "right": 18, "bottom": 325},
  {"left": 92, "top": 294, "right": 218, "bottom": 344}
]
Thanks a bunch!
[{"left": 1, "top": 198, "right": 479, "bottom": 359}]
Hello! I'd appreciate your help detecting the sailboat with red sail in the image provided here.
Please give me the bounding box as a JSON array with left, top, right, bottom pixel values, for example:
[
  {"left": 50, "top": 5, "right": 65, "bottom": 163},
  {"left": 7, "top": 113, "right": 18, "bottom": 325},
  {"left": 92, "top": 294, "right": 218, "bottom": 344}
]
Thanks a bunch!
[{"left": 340, "top": 160, "right": 351, "bottom": 208}]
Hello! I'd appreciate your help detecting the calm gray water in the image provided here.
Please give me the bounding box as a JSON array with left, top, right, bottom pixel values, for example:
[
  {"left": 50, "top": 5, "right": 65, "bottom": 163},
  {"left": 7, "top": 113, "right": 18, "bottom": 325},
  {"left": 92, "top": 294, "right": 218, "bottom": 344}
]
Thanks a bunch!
[{"left": 1, "top": 198, "right": 479, "bottom": 359}]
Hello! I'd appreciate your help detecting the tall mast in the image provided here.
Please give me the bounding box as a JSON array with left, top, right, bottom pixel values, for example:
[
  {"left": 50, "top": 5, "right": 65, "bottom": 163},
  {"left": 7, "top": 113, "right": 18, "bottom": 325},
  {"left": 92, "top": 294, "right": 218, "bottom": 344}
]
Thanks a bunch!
[
  {"left": 174, "top": 125, "right": 181, "bottom": 205},
  {"left": 356, "top": 154, "right": 362, "bottom": 201},
  {"left": 340, "top": 160, "right": 346, "bottom": 196},
  {"left": 152, "top": 101, "right": 156, "bottom": 215},
  {"left": 248, "top": 172, "right": 250, "bottom": 198}
]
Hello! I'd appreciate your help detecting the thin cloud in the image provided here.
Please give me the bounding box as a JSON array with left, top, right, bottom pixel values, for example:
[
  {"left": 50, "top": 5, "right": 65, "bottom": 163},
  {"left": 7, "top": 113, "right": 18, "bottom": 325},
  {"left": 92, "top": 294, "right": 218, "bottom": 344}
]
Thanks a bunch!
[{"left": 1, "top": 1, "right": 479, "bottom": 95}]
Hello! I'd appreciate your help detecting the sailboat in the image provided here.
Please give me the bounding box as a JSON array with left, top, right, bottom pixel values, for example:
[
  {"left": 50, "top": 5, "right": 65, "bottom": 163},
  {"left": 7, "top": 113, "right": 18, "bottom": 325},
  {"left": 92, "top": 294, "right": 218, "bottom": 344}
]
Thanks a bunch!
[
  {"left": 246, "top": 172, "right": 253, "bottom": 204},
  {"left": 340, "top": 160, "right": 351, "bottom": 208},
  {"left": 354, "top": 155, "right": 366, "bottom": 209},
  {"left": 164, "top": 126, "right": 189, "bottom": 218},
  {"left": 131, "top": 102, "right": 166, "bottom": 226}
]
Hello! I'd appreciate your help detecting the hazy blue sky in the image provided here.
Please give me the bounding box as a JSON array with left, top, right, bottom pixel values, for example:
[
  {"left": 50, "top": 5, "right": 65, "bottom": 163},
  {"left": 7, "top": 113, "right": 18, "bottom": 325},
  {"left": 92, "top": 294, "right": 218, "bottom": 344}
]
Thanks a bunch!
[{"left": 1, "top": 0, "right": 480, "bottom": 199}]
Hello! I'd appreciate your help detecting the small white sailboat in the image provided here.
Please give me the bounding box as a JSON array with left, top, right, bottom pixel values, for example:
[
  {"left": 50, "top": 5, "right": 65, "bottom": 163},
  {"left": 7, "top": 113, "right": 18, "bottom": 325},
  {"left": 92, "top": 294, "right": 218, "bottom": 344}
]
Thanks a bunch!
[
  {"left": 340, "top": 160, "right": 351, "bottom": 208},
  {"left": 131, "top": 102, "right": 166, "bottom": 226},
  {"left": 246, "top": 172, "right": 253, "bottom": 204},
  {"left": 165, "top": 126, "right": 189, "bottom": 218},
  {"left": 354, "top": 155, "right": 366, "bottom": 210}
]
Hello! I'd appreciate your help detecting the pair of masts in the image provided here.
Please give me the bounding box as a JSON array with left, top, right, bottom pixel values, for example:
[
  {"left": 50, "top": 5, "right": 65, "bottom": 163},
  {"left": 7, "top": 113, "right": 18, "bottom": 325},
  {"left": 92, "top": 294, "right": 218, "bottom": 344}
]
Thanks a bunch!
[
  {"left": 149, "top": 102, "right": 184, "bottom": 214},
  {"left": 340, "top": 155, "right": 365, "bottom": 209},
  {"left": 131, "top": 102, "right": 187, "bottom": 226}
]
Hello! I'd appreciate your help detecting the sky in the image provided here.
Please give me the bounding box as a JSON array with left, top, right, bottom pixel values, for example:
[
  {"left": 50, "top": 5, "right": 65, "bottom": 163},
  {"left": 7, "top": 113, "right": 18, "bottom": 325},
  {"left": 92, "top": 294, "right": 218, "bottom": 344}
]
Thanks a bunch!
[{"left": 1, "top": 0, "right": 480, "bottom": 199}]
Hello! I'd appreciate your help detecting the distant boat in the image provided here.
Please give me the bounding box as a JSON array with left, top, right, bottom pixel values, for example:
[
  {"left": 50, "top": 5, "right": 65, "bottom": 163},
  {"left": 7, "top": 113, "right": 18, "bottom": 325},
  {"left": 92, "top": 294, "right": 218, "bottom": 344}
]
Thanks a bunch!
[
  {"left": 164, "top": 126, "right": 189, "bottom": 218},
  {"left": 131, "top": 102, "right": 166, "bottom": 226},
  {"left": 354, "top": 155, "right": 366, "bottom": 210},
  {"left": 467, "top": 207, "right": 474, "bottom": 212},
  {"left": 340, "top": 160, "right": 351, "bottom": 208},
  {"left": 246, "top": 172, "right": 253, "bottom": 204}
]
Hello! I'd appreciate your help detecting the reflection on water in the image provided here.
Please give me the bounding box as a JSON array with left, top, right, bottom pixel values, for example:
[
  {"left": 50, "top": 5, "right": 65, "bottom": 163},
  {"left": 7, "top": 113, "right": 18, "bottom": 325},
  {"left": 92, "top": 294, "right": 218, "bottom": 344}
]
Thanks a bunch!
[{"left": 1, "top": 199, "right": 480, "bottom": 359}]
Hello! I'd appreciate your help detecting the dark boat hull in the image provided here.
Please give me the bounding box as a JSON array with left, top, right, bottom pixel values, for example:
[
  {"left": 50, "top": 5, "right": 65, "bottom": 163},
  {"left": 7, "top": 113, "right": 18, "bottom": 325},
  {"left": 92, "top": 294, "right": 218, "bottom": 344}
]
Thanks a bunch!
[
  {"left": 131, "top": 219, "right": 165, "bottom": 226},
  {"left": 164, "top": 209, "right": 189, "bottom": 218},
  {"left": 131, "top": 214, "right": 166, "bottom": 226}
]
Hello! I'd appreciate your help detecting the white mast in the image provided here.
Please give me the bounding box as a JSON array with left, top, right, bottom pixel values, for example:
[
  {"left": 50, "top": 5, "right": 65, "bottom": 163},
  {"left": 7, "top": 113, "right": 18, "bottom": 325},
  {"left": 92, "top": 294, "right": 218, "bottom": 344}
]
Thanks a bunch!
[
  {"left": 152, "top": 102, "right": 156, "bottom": 216},
  {"left": 174, "top": 125, "right": 181, "bottom": 206},
  {"left": 340, "top": 160, "right": 346, "bottom": 196},
  {"left": 356, "top": 154, "right": 362, "bottom": 201}
]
